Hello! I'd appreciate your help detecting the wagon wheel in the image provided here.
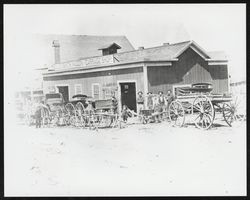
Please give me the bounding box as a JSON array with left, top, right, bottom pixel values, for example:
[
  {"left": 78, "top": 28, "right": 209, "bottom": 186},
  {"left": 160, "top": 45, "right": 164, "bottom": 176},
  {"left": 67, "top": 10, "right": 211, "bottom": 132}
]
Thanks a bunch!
[
  {"left": 75, "top": 102, "right": 86, "bottom": 127},
  {"left": 223, "top": 95, "right": 245, "bottom": 126},
  {"left": 41, "top": 106, "right": 50, "bottom": 127},
  {"left": 168, "top": 100, "right": 185, "bottom": 127},
  {"left": 65, "top": 103, "right": 76, "bottom": 126},
  {"left": 192, "top": 95, "right": 214, "bottom": 130}
]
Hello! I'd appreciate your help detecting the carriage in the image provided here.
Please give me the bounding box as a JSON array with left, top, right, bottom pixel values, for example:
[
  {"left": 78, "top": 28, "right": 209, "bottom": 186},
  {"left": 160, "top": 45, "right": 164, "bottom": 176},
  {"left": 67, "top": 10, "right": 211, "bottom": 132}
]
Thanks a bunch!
[
  {"left": 40, "top": 93, "right": 67, "bottom": 126},
  {"left": 168, "top": 83, "right": 242, "bottom": 130},
  {"left": 63, "top": 94, "right": 92, "bottom": 127},
  {"left": 63, "top": 95, "right": 119, "bottom": 129},
  {"left": 89, "top": 99, "right": 119, "bottom": 128}
]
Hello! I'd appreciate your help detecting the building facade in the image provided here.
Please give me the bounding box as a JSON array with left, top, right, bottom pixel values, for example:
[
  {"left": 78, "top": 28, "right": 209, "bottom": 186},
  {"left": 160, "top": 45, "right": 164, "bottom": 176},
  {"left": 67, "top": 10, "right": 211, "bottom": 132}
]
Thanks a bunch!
[{"left": 42, "top": 39, "right": 229, "bottom": 112}]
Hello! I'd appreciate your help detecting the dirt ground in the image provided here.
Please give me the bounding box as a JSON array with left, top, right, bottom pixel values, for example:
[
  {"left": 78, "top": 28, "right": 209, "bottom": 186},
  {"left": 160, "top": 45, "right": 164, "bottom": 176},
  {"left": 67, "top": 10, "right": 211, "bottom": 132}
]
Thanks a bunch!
[{"left": 4, "top": 117, "right": 246, "bottom": 196}]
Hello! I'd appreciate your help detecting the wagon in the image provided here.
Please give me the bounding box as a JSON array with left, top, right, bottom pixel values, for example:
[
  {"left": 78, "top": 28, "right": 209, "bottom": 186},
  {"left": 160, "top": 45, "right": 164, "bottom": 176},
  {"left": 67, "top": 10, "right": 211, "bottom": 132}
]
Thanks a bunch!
[
  {"left": 41, "top": 93, "right": 66, "bottom": 126},
  {"left": 168, "top": 83, "right": 241, "bottom": 130},
  {"left": 64, "top": 95, "right": 119, "bottom": 129},
  {"left": 89, "top": 99, "right": 119, "bottom": 129}
]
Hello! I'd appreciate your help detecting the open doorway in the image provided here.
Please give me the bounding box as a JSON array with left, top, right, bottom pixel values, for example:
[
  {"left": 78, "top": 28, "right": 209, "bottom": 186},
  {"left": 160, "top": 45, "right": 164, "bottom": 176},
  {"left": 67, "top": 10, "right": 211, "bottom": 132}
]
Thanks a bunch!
[
  {"left": 57, "top": 86, "right": 69, "bottom": 102},
  {"left": 119, "top": 82, "right": 137, "bottom": 112}
]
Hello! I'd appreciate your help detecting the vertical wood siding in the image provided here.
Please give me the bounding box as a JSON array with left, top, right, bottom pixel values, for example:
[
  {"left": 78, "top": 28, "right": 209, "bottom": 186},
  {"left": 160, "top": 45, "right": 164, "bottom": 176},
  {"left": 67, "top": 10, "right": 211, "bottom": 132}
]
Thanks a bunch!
[
  {"left": 148, "top": 47, "right": 229, "bottom": 94},
  {"left": 43, "top": 67, "right": 144, "bottom": 100}
]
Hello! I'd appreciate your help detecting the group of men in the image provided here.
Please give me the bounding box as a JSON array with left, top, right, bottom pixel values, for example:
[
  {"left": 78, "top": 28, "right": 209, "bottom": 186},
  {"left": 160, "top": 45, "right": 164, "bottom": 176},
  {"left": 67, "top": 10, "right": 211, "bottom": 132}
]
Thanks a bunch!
[{"left": 137, "top": 90, "right": 174, "bottom": 121}]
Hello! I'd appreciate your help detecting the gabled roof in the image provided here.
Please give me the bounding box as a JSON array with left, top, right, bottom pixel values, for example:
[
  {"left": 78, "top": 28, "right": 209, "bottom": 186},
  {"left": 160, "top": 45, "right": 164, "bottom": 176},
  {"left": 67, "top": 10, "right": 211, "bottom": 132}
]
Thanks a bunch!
[
  {"left": 98, "top": 43, "right": 122, "bottom": 50},
  {"left": 31, "top": 34, "right": 135, "bottom": 67},
  {"left": 113, "top": 40, "right": 214, "bottom": 63}
]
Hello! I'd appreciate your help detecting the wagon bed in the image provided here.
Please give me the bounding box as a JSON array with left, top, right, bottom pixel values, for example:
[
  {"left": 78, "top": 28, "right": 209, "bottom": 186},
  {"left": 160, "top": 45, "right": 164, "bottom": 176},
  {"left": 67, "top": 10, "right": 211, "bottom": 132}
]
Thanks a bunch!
[{"left": 169, "top": 83, "right": 239, "bottom": 129}]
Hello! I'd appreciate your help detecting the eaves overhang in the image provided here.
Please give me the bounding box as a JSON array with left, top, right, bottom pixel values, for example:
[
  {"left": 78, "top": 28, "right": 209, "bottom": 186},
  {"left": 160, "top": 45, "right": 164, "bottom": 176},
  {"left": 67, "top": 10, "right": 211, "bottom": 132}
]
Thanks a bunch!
[{"left": 42, "top": 59, "right": 176, "bottom": 77}]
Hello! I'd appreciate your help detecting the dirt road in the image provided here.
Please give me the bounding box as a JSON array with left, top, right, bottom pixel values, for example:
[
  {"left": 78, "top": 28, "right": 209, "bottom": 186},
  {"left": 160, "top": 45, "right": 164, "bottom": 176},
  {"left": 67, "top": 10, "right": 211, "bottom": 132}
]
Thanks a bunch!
[{"left": 5, "top": 119, "right": 246, "bottom": 196}]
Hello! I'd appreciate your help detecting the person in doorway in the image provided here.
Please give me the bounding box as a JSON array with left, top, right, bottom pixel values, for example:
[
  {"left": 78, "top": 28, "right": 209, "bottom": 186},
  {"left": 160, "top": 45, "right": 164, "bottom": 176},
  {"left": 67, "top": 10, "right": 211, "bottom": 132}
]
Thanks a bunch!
[{"left": 136, "top": 91, "right": 144, "bottom": 115}]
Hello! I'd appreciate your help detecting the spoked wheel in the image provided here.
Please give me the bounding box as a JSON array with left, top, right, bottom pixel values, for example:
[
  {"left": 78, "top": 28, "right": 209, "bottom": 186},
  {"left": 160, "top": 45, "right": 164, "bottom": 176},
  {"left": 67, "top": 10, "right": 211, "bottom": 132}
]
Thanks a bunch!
[
  {"left": 223, "top": 102, "right": 236, "bottom": 127},
  {"left": 41, "top": 106, "right": 50, "bottom": 127},
  {"left": 75, "top": 102, "right": 86, "bottom": 127},
  {"left": 168, "top": 100, "right": 185, "bottom": 127},
  {"left": 223, "top": 95, "right": 245, "bottom": 126},
  {"left": 192, "top": 95, "right": 214, "bottom": 130},
  {"left": 65, "top": 103, "right": 76, "bottom": 126}
]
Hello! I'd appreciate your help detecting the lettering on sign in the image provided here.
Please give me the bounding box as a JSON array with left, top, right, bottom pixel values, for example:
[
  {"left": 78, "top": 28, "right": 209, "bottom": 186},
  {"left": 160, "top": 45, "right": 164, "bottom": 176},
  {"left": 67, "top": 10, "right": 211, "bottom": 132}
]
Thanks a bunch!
[
  {"left": 81, "top": 55, "right": 114, "bottom": 67},
  {"left": 103, "top": 82, "right": 117, "bottom": 87},
  {"left": 51, "top": 55, "right": 114, "bottom": 69}
]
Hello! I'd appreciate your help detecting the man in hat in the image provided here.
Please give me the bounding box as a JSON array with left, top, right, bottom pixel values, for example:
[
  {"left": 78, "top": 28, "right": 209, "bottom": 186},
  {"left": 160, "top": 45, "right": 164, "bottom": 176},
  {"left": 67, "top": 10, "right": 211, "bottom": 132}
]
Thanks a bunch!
[
  {"left": 111, "top": 92, "right": 118, "bottom": 114},
  {"left": 136, "top": 91, "right": 144, "bottom": 115},
  {"left": 166, "top": 89, "right": 174, "bottom": 109},
  {"left": 155, "top": 91, "right": 166, "bottom": 122},
  {"left": 34, "top": 100, "right": 44, "bottom": 128},
  {"left": 147, "top": 92, "right": 154, "bottom": 110}
]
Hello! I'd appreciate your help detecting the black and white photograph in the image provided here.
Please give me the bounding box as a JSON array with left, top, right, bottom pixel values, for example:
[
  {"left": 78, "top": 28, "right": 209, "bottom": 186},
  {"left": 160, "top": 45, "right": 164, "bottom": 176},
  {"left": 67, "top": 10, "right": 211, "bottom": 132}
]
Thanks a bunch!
[{"left": 4, "top": 4, "right": 246, "bottom": 196}]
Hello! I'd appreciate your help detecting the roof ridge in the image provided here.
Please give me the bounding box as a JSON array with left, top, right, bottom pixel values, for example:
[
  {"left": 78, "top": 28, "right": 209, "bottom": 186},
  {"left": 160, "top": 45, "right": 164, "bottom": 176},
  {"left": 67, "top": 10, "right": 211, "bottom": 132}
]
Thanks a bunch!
[
  {"left": 77, "top": 40, "right": 192, "bottom": 60},
  {"left": 170, "top": 40, "right": 192, "bottom": 45},
  {"left": 113, "top": 40, "right": 192, "bottom": 56}
]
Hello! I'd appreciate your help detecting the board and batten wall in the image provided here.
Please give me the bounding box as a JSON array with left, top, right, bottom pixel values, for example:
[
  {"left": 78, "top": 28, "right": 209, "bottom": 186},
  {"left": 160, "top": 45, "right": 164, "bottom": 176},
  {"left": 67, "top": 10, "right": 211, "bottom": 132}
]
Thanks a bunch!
[
  {"left": 43, "top": 67, "right": 144, "bottom": 101},
  {"left": 147, "top": 47, "right": 229, "bottom": 94}
]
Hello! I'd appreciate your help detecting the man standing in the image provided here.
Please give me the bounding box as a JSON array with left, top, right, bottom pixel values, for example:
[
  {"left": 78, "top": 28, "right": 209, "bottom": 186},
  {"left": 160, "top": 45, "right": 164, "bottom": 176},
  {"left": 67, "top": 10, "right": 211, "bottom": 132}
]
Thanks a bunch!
[
  {"left": 155, "top": 91, "right": 166, "bottom": 122},
  {"left": 111, "top": 92, "right": 118, "bottom": 114},
  {"left": 147, "top": 92, "right": 154, "bottom": 110},
  {"left": 166, "top": 89, "right": 174, "bottom": 109},
  {"left": 35, "top": 100, "right": 43, "bottom": 128},
  {"left": 136, "top": 91, "right": 144, "bottom": 115}
]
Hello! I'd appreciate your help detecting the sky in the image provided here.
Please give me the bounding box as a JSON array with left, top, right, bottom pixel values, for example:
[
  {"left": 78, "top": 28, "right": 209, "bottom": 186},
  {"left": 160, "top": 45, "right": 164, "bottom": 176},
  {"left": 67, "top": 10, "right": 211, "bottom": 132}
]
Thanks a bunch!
[{"left": 4, "top": 4, "right": 246, "bottom": 91}]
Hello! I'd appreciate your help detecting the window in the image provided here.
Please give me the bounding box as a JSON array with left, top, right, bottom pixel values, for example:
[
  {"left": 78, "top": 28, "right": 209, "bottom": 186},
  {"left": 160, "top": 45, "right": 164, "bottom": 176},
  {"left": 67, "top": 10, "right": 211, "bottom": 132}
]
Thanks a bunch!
[
  {"left": 92, "top": 84, "right": 100, "bottom": 100},
  {"left": 75, "top": 84, "right": 82, "bottom": 95}
]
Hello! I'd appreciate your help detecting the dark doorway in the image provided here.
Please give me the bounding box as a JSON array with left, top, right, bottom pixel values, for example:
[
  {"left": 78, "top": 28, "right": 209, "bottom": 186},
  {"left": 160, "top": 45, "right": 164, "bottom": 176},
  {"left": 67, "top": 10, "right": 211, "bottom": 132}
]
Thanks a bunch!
[
  {"left": 120, "top": 82, "right": 137, "bottom": 112},
  {"left": 57, "top": 86, "right": 69, "bottom": 102}
]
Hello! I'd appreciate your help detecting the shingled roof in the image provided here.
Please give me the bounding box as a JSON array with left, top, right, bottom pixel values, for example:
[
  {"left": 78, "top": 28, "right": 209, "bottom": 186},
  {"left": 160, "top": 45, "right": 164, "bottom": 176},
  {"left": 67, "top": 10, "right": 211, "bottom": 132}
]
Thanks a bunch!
[
  {"left": 113, "top": 41, "right": 192, "bottom": 62},
  {"left": 44, "top": 40, "right": 228, "bottom": 75},
  {"left": 32, "top": 34, "right": 135, "bottom": 67},
  {"left": 112, "top": 40, "right": 228, "bottom": 63}
]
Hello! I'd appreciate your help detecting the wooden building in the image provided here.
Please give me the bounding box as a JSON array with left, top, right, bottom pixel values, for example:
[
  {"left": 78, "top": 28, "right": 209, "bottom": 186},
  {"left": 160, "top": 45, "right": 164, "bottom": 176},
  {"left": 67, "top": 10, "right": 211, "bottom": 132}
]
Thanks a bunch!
[{"left": 42, "top": 39, "right": 229, "bottom": 112}]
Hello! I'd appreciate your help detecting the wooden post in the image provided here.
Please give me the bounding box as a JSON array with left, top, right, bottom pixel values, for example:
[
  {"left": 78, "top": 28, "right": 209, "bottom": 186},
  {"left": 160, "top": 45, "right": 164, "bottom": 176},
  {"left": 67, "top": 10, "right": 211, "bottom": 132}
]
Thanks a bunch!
[{"left": 143, "top": 63, "right": 148, "bottom": 109}]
